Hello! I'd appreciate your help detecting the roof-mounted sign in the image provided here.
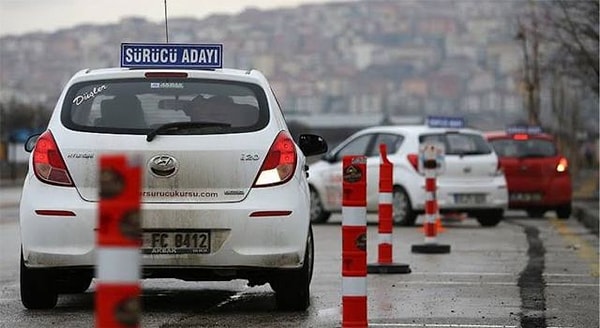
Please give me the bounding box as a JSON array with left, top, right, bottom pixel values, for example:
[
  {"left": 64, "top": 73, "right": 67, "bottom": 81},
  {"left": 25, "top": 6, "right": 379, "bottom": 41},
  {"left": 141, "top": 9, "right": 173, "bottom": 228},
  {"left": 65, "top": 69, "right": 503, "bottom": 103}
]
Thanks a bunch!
[
  {"left": 426, "top": 116, "right": 465, "bottom": 129},
  {"left": 506, "top": 125, "right": 542, "bottom": 135},
  {"left": 120, "top": 43, "right": 223, "bottom": 69}
]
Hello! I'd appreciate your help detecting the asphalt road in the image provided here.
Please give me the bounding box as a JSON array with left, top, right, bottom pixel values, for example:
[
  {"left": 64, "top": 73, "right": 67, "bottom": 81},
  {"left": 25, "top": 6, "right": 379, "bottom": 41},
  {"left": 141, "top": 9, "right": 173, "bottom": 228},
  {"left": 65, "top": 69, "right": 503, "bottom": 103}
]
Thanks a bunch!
[{"left": 0, "top": 205, "right": 598, "bottom": 328}]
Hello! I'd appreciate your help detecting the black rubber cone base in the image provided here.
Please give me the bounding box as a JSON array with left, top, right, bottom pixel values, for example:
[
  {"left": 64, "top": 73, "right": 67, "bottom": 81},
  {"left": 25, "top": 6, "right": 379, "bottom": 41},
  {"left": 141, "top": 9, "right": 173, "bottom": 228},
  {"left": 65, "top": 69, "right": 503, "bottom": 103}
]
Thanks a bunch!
[
  {"left": 367, "top": 262, "right": 411, "bottom": 274},
  {"left": 411, "top": 243, "right": 451, "bottom": 254}
]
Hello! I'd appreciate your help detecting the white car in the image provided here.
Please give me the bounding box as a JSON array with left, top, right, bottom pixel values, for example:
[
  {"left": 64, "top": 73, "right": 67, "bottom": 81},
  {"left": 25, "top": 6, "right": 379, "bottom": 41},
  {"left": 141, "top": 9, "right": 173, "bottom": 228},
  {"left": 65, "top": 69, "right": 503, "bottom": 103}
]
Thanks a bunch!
[
  {"left": 308, "top": 121, "right": 508, "bottom": 227},
  {"left": 19, "top": 43, "right": 327, "bottom": 310}
]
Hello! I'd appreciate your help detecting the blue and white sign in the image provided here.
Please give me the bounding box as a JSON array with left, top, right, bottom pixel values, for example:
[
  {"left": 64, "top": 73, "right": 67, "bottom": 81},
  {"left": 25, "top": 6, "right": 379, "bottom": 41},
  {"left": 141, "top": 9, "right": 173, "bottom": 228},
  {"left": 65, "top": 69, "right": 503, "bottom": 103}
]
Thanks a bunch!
[
  {"left": 506, "top": 125, "right": 542, "bottom": 135},
  {"left": 426, "top": 116, "right": 465, "bottom": 129},
  {"left": 121, "top": 43, "right": 223, "bottom": 69}
]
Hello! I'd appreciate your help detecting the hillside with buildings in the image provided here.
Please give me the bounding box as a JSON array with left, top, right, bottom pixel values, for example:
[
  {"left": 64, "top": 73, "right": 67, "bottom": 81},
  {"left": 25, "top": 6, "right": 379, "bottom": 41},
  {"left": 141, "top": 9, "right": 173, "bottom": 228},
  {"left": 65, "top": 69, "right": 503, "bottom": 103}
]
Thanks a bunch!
[{"left": 0, "top": 0, "right": 597, "bottom": 133}]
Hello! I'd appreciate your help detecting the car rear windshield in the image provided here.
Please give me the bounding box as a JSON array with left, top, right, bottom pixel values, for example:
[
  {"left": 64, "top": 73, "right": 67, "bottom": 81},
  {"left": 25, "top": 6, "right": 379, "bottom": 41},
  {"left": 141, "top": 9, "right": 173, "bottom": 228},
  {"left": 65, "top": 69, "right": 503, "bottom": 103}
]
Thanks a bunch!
[
  {"left": 489, "top": 138, "right": 557, "bottom": 158},
  {"left": 61, "top": 78, "right": 269, "bottom": 134},
  {"left": 419, "top": 132, "right": 492, "bottom": 155}
]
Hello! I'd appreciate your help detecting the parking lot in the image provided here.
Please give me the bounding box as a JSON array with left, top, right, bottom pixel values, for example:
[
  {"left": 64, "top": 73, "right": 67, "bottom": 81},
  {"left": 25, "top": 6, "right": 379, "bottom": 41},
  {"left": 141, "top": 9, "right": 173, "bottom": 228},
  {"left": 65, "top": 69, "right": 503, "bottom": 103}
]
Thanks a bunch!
[{"left": 1, "top": 176, "right": 598, "bottom": 328}]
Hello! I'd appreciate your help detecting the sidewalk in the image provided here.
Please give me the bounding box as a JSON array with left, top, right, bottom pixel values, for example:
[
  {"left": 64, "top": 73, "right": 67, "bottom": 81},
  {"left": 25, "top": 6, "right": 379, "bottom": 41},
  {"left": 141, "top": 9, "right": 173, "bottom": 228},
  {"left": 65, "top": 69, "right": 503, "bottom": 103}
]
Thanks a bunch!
[{"left": 572, "top": 168, "right": 599, "bottom": 236}]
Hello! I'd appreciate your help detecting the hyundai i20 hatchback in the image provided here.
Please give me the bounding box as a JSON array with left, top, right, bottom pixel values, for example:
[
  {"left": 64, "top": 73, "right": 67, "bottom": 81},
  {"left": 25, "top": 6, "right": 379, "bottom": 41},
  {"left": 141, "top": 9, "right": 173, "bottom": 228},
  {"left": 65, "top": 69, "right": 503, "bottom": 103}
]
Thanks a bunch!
[
  {"left": 486, "top": 127, "right": 572, "bottom": 219},
  {"left": 308, "top": 120, "right": 508, "bottom": 227},
  {"left": 19, "top": 43, "right": 327, "bottom": 310}
]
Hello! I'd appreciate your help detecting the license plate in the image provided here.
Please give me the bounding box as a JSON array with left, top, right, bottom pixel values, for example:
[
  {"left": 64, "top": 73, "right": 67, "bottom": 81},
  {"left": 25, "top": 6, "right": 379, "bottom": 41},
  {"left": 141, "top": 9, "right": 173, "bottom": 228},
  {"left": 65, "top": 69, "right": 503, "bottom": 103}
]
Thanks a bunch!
[
  {"left": 510, "top": 193, "right": 542, "bottom": 202},
  {"left": 142, "top": 230, "right": 210, "bottom": 254},
  {"left": 454, "top": 193, "right": 486, "bottom": 205}
]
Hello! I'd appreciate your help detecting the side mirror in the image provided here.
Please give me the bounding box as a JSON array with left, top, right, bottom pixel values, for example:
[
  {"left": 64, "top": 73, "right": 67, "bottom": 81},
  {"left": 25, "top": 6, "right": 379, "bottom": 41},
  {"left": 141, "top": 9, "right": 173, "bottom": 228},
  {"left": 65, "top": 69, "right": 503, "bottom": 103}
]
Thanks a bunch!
[
  {"left": 24, "top": 133, "right": 41, "bottom": 153},
  {"left": 298, "top": 134, "right": 328, "bottom": 157}
]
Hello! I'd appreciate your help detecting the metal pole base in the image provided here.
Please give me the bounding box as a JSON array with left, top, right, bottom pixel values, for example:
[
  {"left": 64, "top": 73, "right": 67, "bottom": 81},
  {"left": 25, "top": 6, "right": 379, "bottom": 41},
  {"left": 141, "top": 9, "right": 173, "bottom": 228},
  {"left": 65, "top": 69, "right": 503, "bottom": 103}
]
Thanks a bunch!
[
  {"left": 367, "top": 262, "right": 412, "bottom": 274},
  {"left": 411, "top": 243, "right": 451, "bottom": 254}
]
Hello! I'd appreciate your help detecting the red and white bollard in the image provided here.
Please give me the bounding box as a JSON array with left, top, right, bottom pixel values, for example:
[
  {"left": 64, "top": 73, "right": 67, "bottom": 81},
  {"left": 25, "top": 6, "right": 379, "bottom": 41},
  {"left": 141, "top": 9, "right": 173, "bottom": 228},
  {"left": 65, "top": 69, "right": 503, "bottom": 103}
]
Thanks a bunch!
[
  {"left": 367, "top": 144, "right": 411, "bottom": 274},
  {"left": 411, "top": 165, "right": 450, "bottom": 254},
  {"left": 95, "top": 155, "right": 142, "bottom": 328},
  {"left": 341, "top": 155, "right": 367, "bottom": 328}
]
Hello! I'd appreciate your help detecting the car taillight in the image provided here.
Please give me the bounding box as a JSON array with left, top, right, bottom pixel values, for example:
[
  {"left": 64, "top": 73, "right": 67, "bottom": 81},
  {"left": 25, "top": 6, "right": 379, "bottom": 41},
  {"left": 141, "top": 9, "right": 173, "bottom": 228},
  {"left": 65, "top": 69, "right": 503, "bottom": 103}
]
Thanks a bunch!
[
  {"left": 253, "top": 131, "right": 297, "bottom": 187},
  {"left": 556, "top": 157, "right": 568, "bottom": 173},
  {"left": 407, "top": 153, "right": 419, "bottom": 171},
  {"left": 32, "top": 131, "right": 74, "bottom": 186},
  {"left": 513, "top": 134, "right": 528, "bottom": 140},
  {"left": 494, "top": 160, "right": 504, "bottom": 176}
]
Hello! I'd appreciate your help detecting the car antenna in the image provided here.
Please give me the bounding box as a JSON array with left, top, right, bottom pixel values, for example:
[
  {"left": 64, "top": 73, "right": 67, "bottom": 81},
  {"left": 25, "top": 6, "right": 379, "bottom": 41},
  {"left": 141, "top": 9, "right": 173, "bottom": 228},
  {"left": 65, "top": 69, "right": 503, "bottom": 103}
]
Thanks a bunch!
[{"left": 164, "top": 0, "right": 170, "bottom": 43}]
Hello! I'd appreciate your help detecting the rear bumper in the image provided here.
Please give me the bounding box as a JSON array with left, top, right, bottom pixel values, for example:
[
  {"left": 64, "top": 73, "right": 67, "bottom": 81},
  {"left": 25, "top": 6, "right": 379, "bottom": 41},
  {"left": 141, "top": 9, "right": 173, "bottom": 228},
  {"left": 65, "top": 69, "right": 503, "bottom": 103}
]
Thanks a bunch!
[
  {"left": 507, "top": 175, "right": 572, "bottom": 209},
  {"left": 20, "top": 175, "right": 309, "bottom": 272},
  {"left": 409, "top": 176, "right": 508, "bottom": 212}
]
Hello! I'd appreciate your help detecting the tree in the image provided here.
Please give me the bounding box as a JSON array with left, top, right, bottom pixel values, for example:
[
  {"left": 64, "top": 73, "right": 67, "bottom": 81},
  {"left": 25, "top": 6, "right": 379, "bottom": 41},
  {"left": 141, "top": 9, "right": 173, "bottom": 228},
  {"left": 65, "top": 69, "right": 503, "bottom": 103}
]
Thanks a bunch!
[
  {"left": 516, "top": 1, "right": 542, "bottom": 126},
  {"left": 0, "top": 100, "right": 51, "bottom": 140},
  {"left": 540, "top": 0, "right": 599, "bottom": 94}
]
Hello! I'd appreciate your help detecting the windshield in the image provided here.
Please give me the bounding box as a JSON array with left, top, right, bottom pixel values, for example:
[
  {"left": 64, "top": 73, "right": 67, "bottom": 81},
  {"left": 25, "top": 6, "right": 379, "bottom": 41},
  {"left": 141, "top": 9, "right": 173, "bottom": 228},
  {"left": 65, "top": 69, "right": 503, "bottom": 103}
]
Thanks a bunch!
[
  {"left": 489, "top": 138, "right": 557, "bottom": 158},
  {"left": 61, "top": 78, "right": 269, "bottom": 134}
]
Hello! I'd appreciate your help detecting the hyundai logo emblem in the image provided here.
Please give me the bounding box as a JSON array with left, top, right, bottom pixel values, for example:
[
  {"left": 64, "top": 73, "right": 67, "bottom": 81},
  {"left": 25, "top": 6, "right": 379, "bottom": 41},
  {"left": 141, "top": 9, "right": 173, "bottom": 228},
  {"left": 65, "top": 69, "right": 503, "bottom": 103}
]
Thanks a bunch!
[{"left": 148, "top": 155, "right": 178, "bottom": 178}]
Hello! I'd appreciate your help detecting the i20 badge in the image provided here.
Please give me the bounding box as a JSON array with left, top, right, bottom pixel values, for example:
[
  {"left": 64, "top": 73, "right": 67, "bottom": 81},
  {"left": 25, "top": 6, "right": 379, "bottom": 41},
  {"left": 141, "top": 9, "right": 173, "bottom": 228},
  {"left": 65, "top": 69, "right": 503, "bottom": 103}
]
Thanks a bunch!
[{"left": 148, "top": 155, "right": 179, "bottom": 178}]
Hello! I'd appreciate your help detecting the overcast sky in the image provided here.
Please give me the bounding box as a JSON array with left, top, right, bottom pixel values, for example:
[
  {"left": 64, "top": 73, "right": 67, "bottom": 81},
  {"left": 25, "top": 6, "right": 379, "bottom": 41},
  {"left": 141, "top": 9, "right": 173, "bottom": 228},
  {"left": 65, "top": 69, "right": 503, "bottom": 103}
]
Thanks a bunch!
[{"left": 0, "top": 0, "right": 346, "bottom": 37}]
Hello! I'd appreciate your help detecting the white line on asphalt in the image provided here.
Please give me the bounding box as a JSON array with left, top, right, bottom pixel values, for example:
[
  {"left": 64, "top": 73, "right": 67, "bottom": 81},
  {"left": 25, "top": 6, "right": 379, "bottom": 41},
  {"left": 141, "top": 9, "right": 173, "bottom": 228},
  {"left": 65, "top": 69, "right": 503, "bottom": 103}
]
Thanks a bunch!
[
  {"left": 546, "top": 282, "right": 599, "bottom": 287},
  {"left": 369, "top": 324, "right": 574, "bottom": 328},
  {"left": 544, "top": 273, "right": 595, "bottom": 277},
  {"left": 408, "top": 272, "right": 595, "bottom": 278},
  {"left": 369, "top": 324, "right": 518, "bottom": 327},
  {"left": 393, "top": 281, "right": 516, "bottom": 286},
  {"left": 391, "top": 281, "right": 598, "bottom": 287},
  {"left": 409, "top": 272, "right": 515, "bottom": 276}
]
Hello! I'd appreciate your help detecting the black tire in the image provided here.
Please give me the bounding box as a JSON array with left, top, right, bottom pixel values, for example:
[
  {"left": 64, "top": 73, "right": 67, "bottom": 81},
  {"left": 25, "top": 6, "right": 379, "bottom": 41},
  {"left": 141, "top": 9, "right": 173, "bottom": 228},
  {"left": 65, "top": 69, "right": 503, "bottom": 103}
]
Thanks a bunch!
[
  {"left": 526, "top": 209, "right": 546, "bottom": 218},
  {"left": 271, "top": 225, "right": 313, "bottom": 311},
  {"left": 309, "top": 186, "right": 331, "bottom": 223},
  {"left": 476, "top": 210, "right": 503, "bottom": 227},
  {"left": 57, "top": 273, "right": 93, "bottom": 294},
  {"left": 556, "top": 203, "right": 572, "bottom": 220},
  {"left": 392, "top": 186, "right": 417, "bottom": 226},
  {"left": 20, "top": 250, "right": 58, "bottom": 309}
]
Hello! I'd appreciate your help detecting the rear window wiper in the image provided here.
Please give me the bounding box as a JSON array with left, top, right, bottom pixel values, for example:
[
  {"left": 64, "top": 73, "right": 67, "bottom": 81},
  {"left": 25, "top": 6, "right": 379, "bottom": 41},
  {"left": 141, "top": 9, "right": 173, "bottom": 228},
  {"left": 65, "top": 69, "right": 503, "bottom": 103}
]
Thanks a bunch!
[{"left": 146, "top": 121, "right": 231, "bottom": 142}]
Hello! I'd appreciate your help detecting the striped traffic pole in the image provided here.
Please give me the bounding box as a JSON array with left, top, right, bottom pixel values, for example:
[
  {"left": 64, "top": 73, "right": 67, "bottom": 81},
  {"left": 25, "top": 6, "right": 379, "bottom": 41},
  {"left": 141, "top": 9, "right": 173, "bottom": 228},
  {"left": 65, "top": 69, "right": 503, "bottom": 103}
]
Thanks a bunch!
[
  {"left": 367, "top": 144, "right": 411, "bottom": 274},
  {"left": 95, "top": 155, "right": 142, "bottom": 328},
  {"left": 341, "top": 155, "right": 367, "bottom": 328},
  {"left": 411, "top": 166, "right": 450, "bottom": 254}
]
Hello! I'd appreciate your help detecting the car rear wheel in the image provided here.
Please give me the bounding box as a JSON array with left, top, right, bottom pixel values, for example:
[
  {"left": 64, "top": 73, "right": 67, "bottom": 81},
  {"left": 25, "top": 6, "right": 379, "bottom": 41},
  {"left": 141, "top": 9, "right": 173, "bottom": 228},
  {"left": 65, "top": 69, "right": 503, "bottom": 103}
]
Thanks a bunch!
[
  {"left": 57, "top": 272, "right": 93, "bottom": 294},
  {"left": 556, "top": 204, "right": 572, "bottom": 220},
  {"left": 526, "top": 209, "right": 546, "bottom": 218},
  {"left": 475, "top": 210, "right": 503, "bottom": 227},
  {"left": 392, "top": 186, "right": 417, "bottom": 226},
  {"left": 20, "top": 250, "right": 58, "bottom": 309},
  {"left": 309, "top": 186, "right": 331, "bottom": 223},
  {"left": 270, "top": 225, "right": 313, "bottom": 311}
]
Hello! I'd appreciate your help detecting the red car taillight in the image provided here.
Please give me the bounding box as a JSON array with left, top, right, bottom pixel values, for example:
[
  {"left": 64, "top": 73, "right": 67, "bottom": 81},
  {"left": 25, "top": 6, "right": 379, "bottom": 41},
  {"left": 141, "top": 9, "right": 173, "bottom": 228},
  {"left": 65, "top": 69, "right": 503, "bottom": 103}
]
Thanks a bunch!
[
  {"left": 32, "top": 131, "right": 74, "bottom": 186},
  {"left": 407, "top": 153, "right": 419, "bottom": 171},
  {"left": 556, "top": 157, "right": 569, "bottom": 173},
  {"left": 253, "top": 131, "right": 297, "bottom": 187}
]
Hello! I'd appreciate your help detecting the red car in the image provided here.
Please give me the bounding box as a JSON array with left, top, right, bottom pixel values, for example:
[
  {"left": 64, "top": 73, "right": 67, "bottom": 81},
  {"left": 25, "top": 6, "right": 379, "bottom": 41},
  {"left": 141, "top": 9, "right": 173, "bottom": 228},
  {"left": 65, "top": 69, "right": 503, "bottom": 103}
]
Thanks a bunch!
[{"left": 485, "top": 127, "right": 572, "bottom": 219}]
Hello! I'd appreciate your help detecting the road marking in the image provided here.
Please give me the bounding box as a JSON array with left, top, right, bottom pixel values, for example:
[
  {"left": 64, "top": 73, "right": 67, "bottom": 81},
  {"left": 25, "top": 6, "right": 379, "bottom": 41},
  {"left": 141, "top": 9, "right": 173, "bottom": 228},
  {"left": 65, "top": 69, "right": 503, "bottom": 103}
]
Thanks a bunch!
[
  {"left": 409, "top": 272, "right": 515, "bottom": 276},
  {"left": 549, "top": 218, "right": 599, "bottom": 277},
  {"left": 393, "top": 281, "right": 517, "bottom": 286},
  {"left": 390, "top": 281, "right": 597, "bottom": 287},
  {"left": 369, "top": 324, "right": 518, "bottom": 327},
  {"left": 409, "top": 271, "right": 593, "bottom": 278},
  {"left": 369, "top": 324, "right": 574, "bottom": 328}
]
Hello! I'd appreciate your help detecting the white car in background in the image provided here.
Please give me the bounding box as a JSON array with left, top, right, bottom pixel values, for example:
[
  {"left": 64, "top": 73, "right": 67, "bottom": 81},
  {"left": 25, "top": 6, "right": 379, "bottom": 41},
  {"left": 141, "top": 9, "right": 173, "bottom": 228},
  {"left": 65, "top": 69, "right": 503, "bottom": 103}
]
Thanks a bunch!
[
  {"left": 19, "top": 43, "right": 327, "bottom": 311},
  {"left": 308, "top": 119, "right": 508, "bottom": 227}
]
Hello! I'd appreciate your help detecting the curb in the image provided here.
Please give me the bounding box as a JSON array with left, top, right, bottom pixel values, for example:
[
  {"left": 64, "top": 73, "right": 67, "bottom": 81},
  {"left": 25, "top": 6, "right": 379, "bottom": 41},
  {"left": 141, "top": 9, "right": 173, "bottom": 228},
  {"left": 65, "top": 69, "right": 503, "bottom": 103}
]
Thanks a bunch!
[{"left": 573, "top": 202, "right": 599, "bottom": 236}]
